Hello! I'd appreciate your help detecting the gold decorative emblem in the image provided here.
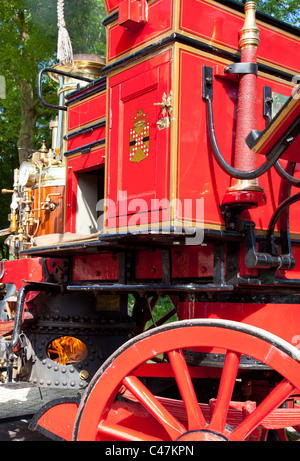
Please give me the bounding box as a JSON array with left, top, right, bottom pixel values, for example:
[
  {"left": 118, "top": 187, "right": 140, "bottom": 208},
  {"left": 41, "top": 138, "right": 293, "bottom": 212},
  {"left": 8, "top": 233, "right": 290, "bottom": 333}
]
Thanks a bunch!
[{"left": 130, "top": 109, "right": 149, "bottom": 163}]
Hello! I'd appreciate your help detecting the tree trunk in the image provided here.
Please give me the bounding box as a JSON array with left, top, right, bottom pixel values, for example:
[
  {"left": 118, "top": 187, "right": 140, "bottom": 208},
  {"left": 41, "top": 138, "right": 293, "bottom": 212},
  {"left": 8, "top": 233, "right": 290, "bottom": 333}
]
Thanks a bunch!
[
  {"left": 17, "top": 79, "right": 38, "bottom": 164},
  {"left": 14, "top": 10, "right": 39, "bottom": 165}
]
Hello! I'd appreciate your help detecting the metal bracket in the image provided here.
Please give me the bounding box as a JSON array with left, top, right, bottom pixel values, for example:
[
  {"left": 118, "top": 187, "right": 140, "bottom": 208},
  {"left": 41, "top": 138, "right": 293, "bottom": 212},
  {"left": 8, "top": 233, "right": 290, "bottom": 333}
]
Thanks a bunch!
[
  {"left": 246, "top": 129, "right": 263, "bottom": 150},
  {"left": 219, "top": 204, "right": 296, "bottom": 271},
  {"left": 263, "top": 86, "right": 273, "bottom": 123},
  {"left": 244, "top": 221, "right": 296, "bottom": 270},
  {"left": 202, "top": 66, "right": 213, "bottom": 101},
  {"left": 224, "top": 62, "right": 258, "bottom": 76},
  {"left": 220, "top": 202, "right": 255, "bottom": 232},
  {"left": 203, "top": 63, "right": 257, "bottom": 100}
]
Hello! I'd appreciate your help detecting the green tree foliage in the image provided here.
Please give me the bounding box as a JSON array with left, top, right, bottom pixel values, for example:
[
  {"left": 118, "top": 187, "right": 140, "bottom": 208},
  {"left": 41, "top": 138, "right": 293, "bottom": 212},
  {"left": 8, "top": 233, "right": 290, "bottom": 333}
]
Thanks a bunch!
[
  {"left": 0, "top": 0, "right": 106, "bottom": 162},
  {"left": 128, "top": 295, "right": 178, "bottom": 329},
  {"left": 239, "top": 0, "right": 300, "bottom": 27},
  {"left": 0, "top": 0, "right": 106, "bottom": 239}
]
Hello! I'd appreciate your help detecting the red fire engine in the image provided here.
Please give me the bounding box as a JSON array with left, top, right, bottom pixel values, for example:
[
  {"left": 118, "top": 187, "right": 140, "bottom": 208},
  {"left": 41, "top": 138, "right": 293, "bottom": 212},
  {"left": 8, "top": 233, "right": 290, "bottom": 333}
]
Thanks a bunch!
[{"left": 1, "top": 0, "right": 300, "bottom": 441}]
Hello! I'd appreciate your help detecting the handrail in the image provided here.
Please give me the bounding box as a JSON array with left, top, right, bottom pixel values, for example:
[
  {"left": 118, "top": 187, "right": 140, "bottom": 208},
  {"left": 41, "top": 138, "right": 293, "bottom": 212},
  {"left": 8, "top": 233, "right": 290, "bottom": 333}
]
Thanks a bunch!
[{"left": 37, "top": 67, "right": 93, "bottom": 112}]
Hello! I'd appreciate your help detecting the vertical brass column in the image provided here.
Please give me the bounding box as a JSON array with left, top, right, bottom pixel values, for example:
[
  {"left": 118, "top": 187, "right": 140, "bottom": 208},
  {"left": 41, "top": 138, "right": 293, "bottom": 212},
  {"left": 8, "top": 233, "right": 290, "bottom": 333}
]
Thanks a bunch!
[{"left": 228, "top": 1, "right": 264, "bottom": 195}]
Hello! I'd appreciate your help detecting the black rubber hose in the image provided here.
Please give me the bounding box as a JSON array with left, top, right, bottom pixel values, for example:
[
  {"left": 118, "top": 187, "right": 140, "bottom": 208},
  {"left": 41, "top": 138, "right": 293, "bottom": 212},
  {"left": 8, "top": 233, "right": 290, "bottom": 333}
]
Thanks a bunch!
[
  {"left": 268, "top": 192, "right": 300, "bottom": 239},
  {"left": 274, "top": 160, "right": 300, "bottom": 187},
  {"left": 206, "top": 99, "right": 287, "bottom": 180}
]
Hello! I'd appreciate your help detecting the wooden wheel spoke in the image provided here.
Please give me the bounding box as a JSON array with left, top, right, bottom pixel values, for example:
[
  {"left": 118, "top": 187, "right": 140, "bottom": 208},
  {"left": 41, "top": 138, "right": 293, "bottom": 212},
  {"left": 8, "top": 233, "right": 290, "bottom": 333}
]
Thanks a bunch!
[
  {"left": 167, "top": 349, "right": 207, "bottom": 430},
  {"left": 229, "top": 379, "right": 295, "bottom": 441},
  {"left": 208, "top": 350, "right": 241, "bottom": 433},
  {"left": 122, "top": 375, "right": 186, "bottom": 440},
  {"left": 75, "top": 320, "right": 300, "bottom": 441},
  {"left": 98, "top": 420, "right": 163, "bottom": 441}
]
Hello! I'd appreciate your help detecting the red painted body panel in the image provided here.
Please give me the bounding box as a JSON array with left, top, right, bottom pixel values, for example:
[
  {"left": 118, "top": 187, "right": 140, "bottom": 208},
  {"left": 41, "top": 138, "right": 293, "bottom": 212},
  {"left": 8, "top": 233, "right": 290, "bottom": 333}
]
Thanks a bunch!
[
  {"left": 1, "top": 259, "right": 44, "bottom": 291},
  {"left": 106, "top": 50, "right": 171, "bottom": 228},
  {"left": 68, "top": 92, "right": 106, "bottom": 132},
  {"left": 72, "top": 254, "right": 119, "bottom": 281},
  {"left": 177, "top": 300, "right": 300, "bottom": 346},
  {"left": 135, "top": 245, "right": 214, "bottom": 279},
  {"left": 61, "top": 240, "right": 300, "bottom": 283},
  {"left": 103, "top": 0, "right": 123, "bottom": 13},
  {"left": 106, "top": 0, "right": 300, "bottom": 75},
  {"left": 179, "top": 0, "right": 300, "bottom": 73},
  {"left": 62, "top": 6, "right": 300, "bottom": 236},
  {"left": 30, "top": 401, "right": 79, "bottom": 441},
  {"left": 70, "top": 245, "right": 215, "bottom": 281},
  {"left": 108, "top": 0, "right": 173, "bottom": 61},
  {"left": 177, "top": 49, "right": 300, "bottom": 234},
  {"left": 67, "top": 125, "right": 105, "bottom": 151}
]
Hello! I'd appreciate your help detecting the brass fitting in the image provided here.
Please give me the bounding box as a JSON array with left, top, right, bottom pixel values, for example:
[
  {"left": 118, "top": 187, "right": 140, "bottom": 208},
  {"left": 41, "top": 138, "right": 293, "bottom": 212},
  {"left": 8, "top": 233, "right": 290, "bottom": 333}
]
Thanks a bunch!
[{"left": 239, "top": 1, "right": 260, "bottom": 49}]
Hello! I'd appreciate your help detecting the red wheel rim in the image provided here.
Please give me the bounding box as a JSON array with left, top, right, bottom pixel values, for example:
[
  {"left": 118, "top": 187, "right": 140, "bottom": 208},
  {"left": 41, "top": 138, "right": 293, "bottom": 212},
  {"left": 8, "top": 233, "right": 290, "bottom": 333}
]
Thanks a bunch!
[{"left": 73, "top": 319, "right": 300, "bottom": 441}]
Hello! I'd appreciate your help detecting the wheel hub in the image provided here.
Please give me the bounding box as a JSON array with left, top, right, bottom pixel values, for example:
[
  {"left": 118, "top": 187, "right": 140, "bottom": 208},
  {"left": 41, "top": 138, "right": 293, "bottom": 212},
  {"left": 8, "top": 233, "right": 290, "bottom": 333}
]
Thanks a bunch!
[{"left": 177, "top": 429, "right": 229, "bottom": 441}]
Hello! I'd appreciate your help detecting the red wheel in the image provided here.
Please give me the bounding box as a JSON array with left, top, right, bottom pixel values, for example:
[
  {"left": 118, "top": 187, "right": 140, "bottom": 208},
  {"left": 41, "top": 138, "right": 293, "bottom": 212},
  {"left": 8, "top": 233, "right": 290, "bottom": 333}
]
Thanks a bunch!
[{"left": 73, "top": 319, "right": 300, "bottom": 441}]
